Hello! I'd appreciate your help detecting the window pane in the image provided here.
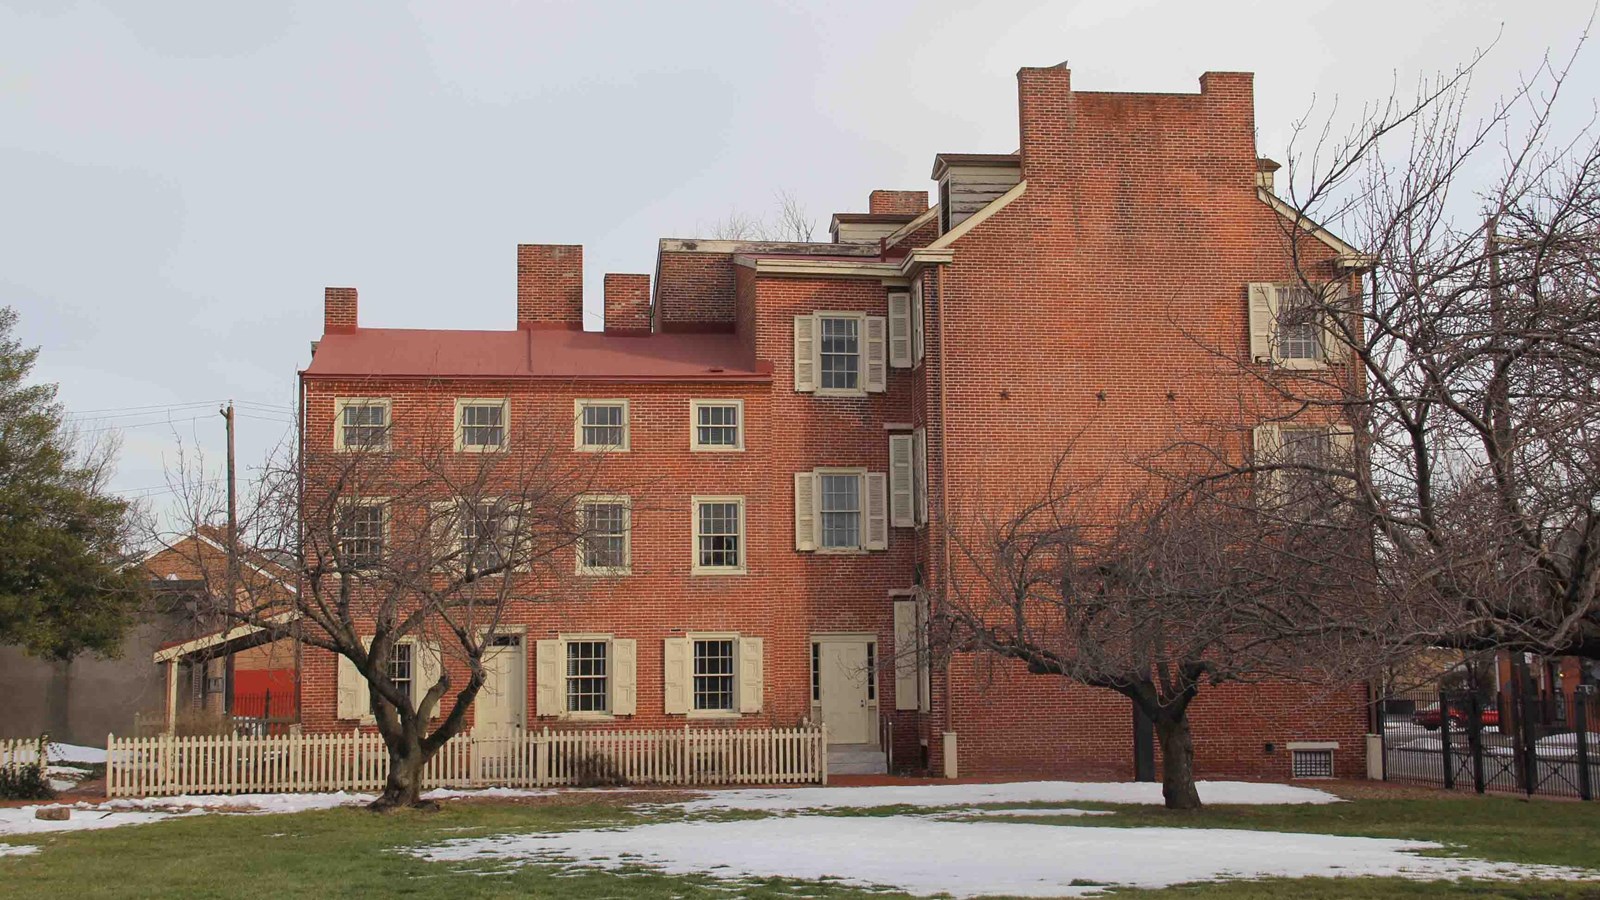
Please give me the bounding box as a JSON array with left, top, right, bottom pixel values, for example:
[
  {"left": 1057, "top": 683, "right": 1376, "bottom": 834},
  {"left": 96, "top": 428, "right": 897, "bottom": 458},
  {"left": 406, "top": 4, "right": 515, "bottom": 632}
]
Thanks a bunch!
[
  {"left": 581, "top": 404, "right": 625, "bottom": 447},
  {"left": 565, "top": 640, "right": 609, "bottom": 713},
  {"left": 462, "top": 501, "right": 507, "bottom": 570},
  {"left": 696, "top": 404, "right": 740, "bottom": 447},
  {"left": 692, "top": 639, "right": 735, "bottom": 711},
  {"left": 389, "top": 643, "right": 413, "bottom": 698},
  {"left": 342, "top": 403, "right": 388, "bottom": 449},
  {"left": 1277, "top": 288, "right": 1321, "bottom": 360},
  {"left": 583, "top": 502, "right": 628, "bottom": 569},
  {"left": 819, "top": 317, "right": 860, "bottom": 390},
  {"left": 819, "top": 474, "right": 861, "bottom": 549},
  {"left": 697, "top": 501, "right": 741, "bottom": 569},
  {"left": 339, "top": 504, "right": 384, "bottom": 566},
  {"left": 460, "top": 403, "right": 505, "bottom": 448}
]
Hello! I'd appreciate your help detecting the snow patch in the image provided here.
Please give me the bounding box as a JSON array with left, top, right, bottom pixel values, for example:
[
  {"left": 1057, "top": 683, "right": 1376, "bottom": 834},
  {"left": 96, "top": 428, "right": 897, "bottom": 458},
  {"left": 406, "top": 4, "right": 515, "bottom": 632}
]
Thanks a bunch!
[
  {"left": 47, "top": 743, "right": 107, "bottom": 764},
  {"left": 0, "top": 804, "right": 201, "bottom": 836},
  {"left": 674, "top": 780, "right": 1340, "bottom": 812},
  {"left": 409, "top": 815, "right": 1596, "bottom": 897},
  {"left": 0, "top": 843, "right": 40, "bottom": 857},
  {"left": 936, "top": 807, "right": 1112, "bottom": 818}
]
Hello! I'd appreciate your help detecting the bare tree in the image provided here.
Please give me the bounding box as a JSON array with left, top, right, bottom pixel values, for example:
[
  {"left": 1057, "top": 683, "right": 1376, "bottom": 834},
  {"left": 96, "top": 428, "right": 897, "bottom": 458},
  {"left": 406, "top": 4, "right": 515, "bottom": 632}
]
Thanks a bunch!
[
  {"left": 709, "top": 189, "right": 815, "bottom": 241},
  {"left": 944, "top": 457, "right": 1377, "bottom": 809},
  {"left": 1239, "top": 31, "right": 1600, "bottom": 661},
  {"left": 159, "top": 401, "right": 608, "bottom": 809}
]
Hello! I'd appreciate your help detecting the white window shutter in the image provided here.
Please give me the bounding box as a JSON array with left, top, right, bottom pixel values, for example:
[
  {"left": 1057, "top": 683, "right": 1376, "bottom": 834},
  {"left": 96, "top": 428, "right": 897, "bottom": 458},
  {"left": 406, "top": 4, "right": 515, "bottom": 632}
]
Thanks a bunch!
[
  {"left": 912, "top": 427, "right": 928, "bottom": 526},
  {"left": 416, "top": 641, "right": 443, "bottom": 719},
  {"left": 534, "top": 639, "right": 562, "bottom": 717},
  {"left": 336, "top": 648, "right": 365, "bottom": 720},
  {"left": 793, "top": 472, "right": 818, "bottom": 552},
  {"left": 888, "top": 435, "right": 914, "bottom": 527},
  {"left": 864, "top": 472, "right": 889, "bottom": 550},
  {"left": 865, "top": 316, "right": 888, "bottom": 393},
  {"left": 912, "top": 281, "right": 925, "bottom": 363},
  {"left": 663, "top": 637, "right": 689, "bottom": 714},
  {"left": 916, "top": 593, "right": 931, "bottom": 713},
  {"left": 1248, "top": 283, "right": 1275, "bottom": 362},
  {"left": 893, "top": 599, "right": 919, "bottom": 711},
  {"left": 793, "top": 315, "right": 817, "bottom": 392},
  {"left": 1253, "top": 424, "right": 1284, "bottom": 504},
  {"left": 611, "top": 638, "right": 637, "bottom": 716},
  {"left": 738, "top": 636, "right": 764, "bottom": 713},
  {"left": 887, "top": 292, "right": 912, "bottom": 368},
  {"left": 1323, "top": 285, "right": 1349, "bottom": 363}
]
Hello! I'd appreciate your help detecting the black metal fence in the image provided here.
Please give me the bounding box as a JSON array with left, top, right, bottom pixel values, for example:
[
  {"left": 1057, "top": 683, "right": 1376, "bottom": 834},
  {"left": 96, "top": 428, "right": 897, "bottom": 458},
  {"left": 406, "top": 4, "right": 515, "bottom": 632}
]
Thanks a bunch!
[{"left": 1380, "top": 676, "right": 1598, "bottom": 800}]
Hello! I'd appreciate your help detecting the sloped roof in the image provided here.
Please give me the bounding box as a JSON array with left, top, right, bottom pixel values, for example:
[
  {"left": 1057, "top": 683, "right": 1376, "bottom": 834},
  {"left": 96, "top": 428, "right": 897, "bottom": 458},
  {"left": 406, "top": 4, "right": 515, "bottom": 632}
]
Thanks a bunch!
[{"left": 303, "top": 327, "right": 767, "bottom": 382}]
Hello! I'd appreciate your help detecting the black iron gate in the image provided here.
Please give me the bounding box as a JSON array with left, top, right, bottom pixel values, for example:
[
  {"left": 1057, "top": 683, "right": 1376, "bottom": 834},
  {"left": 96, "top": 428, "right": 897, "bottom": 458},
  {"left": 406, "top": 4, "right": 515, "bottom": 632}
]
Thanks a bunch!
[{"left": 1379, "top": 667, "right": 1597, "bottom": 800}]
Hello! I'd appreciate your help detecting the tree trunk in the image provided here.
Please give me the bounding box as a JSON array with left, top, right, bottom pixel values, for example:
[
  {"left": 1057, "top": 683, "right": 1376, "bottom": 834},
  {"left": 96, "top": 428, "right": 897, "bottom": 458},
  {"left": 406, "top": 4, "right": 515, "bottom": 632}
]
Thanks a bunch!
[
  {"left": 369, "top": 734, "right": 434, "bottom": 811},
  {"left": 1154, "top": 713, "right": 1202, "bottom": 810}
]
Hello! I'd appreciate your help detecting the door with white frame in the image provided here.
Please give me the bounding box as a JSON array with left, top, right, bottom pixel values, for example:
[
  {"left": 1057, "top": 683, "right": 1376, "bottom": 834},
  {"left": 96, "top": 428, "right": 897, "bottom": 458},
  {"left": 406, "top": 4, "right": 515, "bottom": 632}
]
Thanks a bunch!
[
  {"left": 812, "top": 635, "right": 877, "bottom": 745},
  {"left": 477, "top": 634, "right": 526, "bottom": 734}
]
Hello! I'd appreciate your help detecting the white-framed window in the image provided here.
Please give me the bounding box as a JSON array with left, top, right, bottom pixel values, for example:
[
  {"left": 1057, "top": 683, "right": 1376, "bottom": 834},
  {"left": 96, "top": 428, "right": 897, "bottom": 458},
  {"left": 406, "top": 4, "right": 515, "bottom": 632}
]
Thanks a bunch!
[
  {"left": 534, "top": 634, "right": 637, "bottom": 719},
  {"left": 690, "top": 400, "right": 743, "bottom": 451},
  {"left": 663, "top": 633, "right": 763, "bottom": 716},
  {"left": 692, "top": 496, "right": 746, "bottom": 574},
  {"left": 336, "top": 501, "right": 386, "bottom": 569},
  {"left": 577, "top": 495, "right": 631, "bottom": 575},
  {"left": 334, "top": 398, "right": 390, "bottom": 451},
  {"left": 1252, "top": 423, "right": 1353, "bottom": 513},
  {"left": 574, "top": 399, "right": 629, "bottom": 451},
  {"left": 455, "top": 398, "right": 508, "bottom": 452},
  {"left": 793, "top": 468, "right": 888, "bottom": 552},
  {"left": 389, "top": 641, "right": 414, "bottom": 700},
  {"left": 336, "top": 636, "right": 441, "bottom": 722},
  {"left": 792, "top": 311, "right": 886, "bottom": 395},
  {"left": 459, "top": 498, "right": 512, "bottom": 572},
  {"left": 692, "top": 637, "right": 737, "bottom": 712},
  {"left": 1248, "top": 282, "right": 1345, "bottom": 368}
]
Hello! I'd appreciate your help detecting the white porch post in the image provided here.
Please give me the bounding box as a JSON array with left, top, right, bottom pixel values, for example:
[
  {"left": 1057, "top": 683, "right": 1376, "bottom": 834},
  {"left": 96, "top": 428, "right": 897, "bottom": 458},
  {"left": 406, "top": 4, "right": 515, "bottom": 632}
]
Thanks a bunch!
[{"left": 164, "top": 659, "right": 179, "bottom": 734}]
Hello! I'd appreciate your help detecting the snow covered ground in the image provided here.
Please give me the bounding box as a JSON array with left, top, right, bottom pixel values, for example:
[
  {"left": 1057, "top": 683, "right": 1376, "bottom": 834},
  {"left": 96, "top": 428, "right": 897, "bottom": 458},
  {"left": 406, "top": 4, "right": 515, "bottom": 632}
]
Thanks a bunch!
[
  {"left": 47, "top": 743, "right": 107, "bottom": 764},
  {"left": 410, "top": 815, "right": 1594, "bottom": 897},
  {"left": 672, "top": 779, "right": 1341, "bottom": 812}
]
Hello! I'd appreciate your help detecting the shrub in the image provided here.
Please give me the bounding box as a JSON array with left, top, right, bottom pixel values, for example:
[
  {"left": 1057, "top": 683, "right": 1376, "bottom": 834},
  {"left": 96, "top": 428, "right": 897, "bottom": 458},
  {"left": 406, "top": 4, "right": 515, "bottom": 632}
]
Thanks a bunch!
[{"left": 0, "top": 736, "right": 55, "bottom": 801}]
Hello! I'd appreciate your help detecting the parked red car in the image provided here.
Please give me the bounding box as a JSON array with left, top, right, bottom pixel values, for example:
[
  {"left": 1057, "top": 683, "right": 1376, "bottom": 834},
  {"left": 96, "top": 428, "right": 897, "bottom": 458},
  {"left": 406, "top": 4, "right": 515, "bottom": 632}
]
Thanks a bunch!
[{"left": 1411, "top": 702, "right": 1501, "bottom": 730}]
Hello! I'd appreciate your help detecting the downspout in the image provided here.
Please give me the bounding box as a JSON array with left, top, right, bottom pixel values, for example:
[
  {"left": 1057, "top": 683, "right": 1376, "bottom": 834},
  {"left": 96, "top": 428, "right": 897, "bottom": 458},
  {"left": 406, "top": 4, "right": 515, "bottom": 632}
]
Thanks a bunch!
[{"left": 934, "top": 264, "right": 956, "bottom": 743}]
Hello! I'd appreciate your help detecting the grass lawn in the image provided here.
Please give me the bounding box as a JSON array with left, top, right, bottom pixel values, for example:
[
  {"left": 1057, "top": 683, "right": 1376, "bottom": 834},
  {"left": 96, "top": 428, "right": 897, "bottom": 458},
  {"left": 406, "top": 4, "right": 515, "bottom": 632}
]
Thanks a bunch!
[{"left": 0, "top": 788, "right": 1597, "bottom": 898}]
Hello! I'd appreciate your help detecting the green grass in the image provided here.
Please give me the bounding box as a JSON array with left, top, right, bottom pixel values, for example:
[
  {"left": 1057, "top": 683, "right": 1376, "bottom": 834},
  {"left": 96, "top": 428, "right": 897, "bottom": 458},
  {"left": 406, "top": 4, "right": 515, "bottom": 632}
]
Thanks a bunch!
[{"left": 0, "top": 791, "right": 1596, "bottom": 898}]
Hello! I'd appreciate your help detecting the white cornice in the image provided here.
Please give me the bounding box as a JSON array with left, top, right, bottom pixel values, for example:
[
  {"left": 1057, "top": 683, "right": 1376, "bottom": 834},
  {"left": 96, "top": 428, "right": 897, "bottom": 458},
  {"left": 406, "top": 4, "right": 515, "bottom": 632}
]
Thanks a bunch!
[{"left": 1257, "top": 188, "right": 1372, "bottom": 269}]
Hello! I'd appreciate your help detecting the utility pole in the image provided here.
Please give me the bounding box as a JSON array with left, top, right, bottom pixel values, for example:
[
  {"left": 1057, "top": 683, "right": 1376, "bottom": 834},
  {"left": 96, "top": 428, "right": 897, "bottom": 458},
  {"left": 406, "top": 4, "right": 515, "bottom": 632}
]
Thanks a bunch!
[{"left": 221, "top": 400, "right": 238, "bottom": 715}]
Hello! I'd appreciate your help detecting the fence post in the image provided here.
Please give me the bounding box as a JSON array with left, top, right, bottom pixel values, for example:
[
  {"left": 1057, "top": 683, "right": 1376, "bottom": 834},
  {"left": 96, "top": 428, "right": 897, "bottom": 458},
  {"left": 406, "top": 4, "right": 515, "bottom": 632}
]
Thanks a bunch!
[
  {"left": 820, "top": 724, "right": 829, "bottom": 785},
  {"left": 1438, "top": 688, "right": 1455, "bottom": 790},
  {"left": 1466, "top": 690, "right": 1486, "bottom": 794},
  {"left": 1575, "top": 685, "right": 1594, "bottom": 802},
  {"left": 1519, "top": 677, "right": 1540, "bottom": 797}
]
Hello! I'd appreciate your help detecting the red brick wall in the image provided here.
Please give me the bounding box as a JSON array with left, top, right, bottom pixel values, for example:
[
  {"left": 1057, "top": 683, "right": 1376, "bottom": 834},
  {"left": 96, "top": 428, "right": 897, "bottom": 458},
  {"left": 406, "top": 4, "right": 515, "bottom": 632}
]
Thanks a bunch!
[
  {"left": 603, "top": 273, "right": 652, "bottom": 334},
  {"left": 656, "top": 251, "right": 736, "bottom": 329},
  {"left": 926, "top": 68, "right": 1370, "bottom": 779},
  {"left": 869, "top": 190, "right": 929, "bottom": 216},
  {"left": 516, "top": 244, "right": 584, "bottom": 329}
]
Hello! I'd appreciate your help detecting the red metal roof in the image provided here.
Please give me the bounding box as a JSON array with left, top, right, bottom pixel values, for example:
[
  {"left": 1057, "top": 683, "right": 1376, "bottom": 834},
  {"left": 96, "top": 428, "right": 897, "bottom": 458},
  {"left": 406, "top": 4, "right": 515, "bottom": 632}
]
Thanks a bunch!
[{"left": 303, "top": 327, "right": 768, "bottom": 382}]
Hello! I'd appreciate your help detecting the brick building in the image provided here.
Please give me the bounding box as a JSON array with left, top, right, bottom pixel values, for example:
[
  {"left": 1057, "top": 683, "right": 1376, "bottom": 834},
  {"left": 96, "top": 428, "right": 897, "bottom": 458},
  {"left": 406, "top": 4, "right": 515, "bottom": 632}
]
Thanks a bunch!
[{"left": 285, "top": 66, "right": 1372, "bottom": 781}]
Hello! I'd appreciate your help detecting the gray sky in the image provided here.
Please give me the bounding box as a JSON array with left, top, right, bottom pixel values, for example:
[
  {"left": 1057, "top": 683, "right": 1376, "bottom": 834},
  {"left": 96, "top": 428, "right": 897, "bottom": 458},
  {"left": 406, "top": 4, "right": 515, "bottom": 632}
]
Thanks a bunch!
[{"left": 4, "top": 0, "right": 1596, "bottom": 517}]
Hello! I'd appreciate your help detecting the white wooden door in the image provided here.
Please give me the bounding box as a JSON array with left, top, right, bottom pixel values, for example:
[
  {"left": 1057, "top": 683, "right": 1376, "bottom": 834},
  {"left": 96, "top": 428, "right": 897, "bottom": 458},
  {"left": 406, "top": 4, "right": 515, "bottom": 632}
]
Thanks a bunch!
[
  {"left": 818, "top": 640, "right": 872, "bottom": 744},
  {"left": 478, "top": 635, "right": 526, "bottom": 733}
]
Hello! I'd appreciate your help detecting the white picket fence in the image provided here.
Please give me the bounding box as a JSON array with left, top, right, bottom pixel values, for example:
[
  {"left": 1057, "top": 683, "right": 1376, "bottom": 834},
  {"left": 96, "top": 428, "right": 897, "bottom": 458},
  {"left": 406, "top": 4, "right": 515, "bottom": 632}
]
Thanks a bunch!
[
  {"left": 1, "top": 736, "right": 48, "bottom": 771},
  {"left": 106, "top": 724, "right": 828, "bottom": 798}
]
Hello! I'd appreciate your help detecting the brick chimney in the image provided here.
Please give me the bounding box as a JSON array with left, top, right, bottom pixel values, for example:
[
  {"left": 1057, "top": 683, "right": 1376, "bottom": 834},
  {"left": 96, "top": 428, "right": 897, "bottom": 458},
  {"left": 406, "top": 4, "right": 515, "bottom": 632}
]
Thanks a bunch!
[
  {"left": 868, "top": 190, "right": 929, "bottom": 216},
  {"left": 603, "top": 274, "right": 651, "bottom": 334},
  {"left": 324, "top": 287, "right": 358, "bottom": 333},
  {"left": 516, "top": 244, "right": 584, "bottom": 329}
]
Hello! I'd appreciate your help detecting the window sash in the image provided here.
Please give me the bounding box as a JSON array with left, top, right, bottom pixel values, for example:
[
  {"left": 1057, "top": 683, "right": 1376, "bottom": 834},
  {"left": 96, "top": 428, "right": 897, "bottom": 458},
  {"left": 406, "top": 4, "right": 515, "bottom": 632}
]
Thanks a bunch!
[
  {"left": 695, "top": 403, "right": 741, "bottom": 448},
  {"left": 459, "top": 403, "right": 505, "bottom": 449},
  {"left": 581, "top": 502, "right": 629, "bottom": 571},
  {"left": 819, "top": 473, "right": 862, "bottom": 549},
  {"left": 696, "top": 501, "right": 742, "bottom": 570},
  {"left": 339, "top": 504, "right": 385, "bottom": 567},
  {"left": 389, "top": 643, "right": 413, "bottom": 698},
  {"left": 461, "top": 501, "right": 508, "bottom": 570},
  {"left": 565, "top": 640, "right": 609, "bottom": 713},
  {"left": 692, "top": 639, "right": 736, "bottom": 711},
  {"left": 340, "top": 402, "right": 388, "bottom": 450},
  {"left": 818, "top": 317, "right": 861, "bottom": 390},
  {"left": 1276, "top": 287, "right": 1322, "bottom": 360},
  {"left": 580, "top": 403, "right": 626, "bottom": 448}
]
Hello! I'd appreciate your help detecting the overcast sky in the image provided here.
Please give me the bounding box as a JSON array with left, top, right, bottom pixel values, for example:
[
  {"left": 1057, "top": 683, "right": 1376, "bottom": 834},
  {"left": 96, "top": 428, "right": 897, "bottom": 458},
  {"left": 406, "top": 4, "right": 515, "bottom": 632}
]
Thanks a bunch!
[{"left": 4, "top": 0, "right": 1596, "bottom": 518}]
